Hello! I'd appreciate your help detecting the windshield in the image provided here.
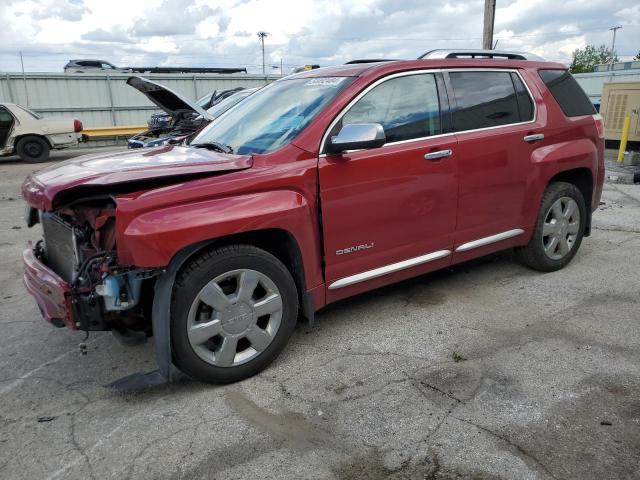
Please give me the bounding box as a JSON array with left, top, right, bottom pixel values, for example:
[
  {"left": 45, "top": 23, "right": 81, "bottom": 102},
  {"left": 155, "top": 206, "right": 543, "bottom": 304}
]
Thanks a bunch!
[
  {"left": 207, "top": 89, "right": 255, "bottom": 118},
  {"left": 192, "top": 77, "right": 353, "bottom": 155}
]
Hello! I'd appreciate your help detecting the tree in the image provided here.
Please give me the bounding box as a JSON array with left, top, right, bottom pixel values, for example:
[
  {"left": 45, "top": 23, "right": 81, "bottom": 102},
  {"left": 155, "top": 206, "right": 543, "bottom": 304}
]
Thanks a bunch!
[
  {"left": 569, "top": 44, "right": 618, "bottom": 73},
  {"left": 634, "top": 50, "right": 640, "bottom": 61}
]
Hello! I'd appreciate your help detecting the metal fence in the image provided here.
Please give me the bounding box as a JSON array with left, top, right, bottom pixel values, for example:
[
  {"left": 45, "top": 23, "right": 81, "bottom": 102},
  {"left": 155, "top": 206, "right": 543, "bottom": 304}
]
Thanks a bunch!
[
  {"left": 574, "top": 70, "right": 640, "bottom": 105},
  {"left": 0, "top": 72, "right": 279, "bottom": 128}
]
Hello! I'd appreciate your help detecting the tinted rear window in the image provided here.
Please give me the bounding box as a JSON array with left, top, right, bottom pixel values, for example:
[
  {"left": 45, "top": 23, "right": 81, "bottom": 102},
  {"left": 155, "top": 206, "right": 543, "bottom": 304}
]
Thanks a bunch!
[
  {"left": 538, "top": 70, "right": 595, "bottom": 117},
  {"left": 449, "top": 71, "right": 523, "bottom": 131}
]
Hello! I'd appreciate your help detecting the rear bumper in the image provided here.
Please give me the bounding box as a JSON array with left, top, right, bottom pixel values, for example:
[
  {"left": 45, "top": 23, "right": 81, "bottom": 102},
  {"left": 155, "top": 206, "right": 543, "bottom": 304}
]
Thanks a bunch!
[
  {"left": 23, "top": 245, "right": 76, "bottom": 330},
  {"left": 47, "top": 132, "right": 81, "bottom": 149}
]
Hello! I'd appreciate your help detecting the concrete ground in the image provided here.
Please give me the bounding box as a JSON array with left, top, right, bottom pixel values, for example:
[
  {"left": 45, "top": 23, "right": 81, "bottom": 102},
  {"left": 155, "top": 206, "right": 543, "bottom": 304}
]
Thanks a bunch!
[
  {"left": 0, "top": 151, "right": 639, "bottom": 480},
  {"left": 604, "top": 149, "right": 640, "bottom": 185}
]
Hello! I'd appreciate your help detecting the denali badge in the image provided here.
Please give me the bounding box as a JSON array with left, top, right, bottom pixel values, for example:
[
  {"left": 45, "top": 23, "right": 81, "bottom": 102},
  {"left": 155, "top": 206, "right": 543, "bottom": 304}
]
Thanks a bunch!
[{"left": 336, "top": 243, "right": 374, "bottom": 255}]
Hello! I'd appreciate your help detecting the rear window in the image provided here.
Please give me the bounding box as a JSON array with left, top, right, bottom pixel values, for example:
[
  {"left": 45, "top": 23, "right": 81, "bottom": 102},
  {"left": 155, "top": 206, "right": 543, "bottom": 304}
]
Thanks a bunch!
[
  {"left": 15, "top": 105, "right": 41, "bottom": 119},
  {"left": 449, "top": 71, "right": 527, "bottom": 131},
  {"left": 538, "top": 70, "right": 595, "bottom": 117}
]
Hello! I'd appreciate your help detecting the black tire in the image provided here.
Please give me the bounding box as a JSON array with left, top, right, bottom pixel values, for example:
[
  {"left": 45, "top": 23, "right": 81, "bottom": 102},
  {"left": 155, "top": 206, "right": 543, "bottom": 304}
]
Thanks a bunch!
[
  {"left": 16, "top": 136, "right": 50, "bottom": 163},
  {"left": 171, "top": 244, "right": 299, "bottom": 384},
  {"left": 515, "top": 181, "right": 586, "bottom": 272}
]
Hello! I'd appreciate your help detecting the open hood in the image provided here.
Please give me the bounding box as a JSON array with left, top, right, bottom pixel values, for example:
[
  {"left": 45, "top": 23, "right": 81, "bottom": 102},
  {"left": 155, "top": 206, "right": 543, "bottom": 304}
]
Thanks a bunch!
[
  {"left": 127, "top": 76, "right": 214, "bottom": 120},
  {"left": 22, "top": 145, "right": 252, "bottom": 210}
]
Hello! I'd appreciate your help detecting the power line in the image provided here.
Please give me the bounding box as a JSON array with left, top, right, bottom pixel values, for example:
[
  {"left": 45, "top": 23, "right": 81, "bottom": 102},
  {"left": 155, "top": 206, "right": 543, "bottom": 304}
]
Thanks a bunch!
[{"left": 6, "top": 23, "right": 638, "bottom": 56}]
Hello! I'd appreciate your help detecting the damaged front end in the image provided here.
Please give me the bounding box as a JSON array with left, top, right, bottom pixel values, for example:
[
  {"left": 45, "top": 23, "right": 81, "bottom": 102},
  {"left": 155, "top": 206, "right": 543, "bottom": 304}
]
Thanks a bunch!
[
  {"left": 21, "top": 145, "right": 255, "bottom": 387},
  {"left": 24, "top": 200, "right": 160, "bottom": 339}
]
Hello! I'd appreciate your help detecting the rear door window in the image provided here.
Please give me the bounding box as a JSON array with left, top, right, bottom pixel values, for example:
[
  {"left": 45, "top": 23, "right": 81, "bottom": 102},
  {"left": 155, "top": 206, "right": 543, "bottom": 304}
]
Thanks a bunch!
[
  {"left": 448, "top": 71, "right": 524, "bottom": 131},
  {"left": 538, "top": 69, "right": 595, "bottom": 117},
  {"left": 339, "top": 73, "right": 441, "bottom": 143},
  {"left": 0, "top": 106, "right": 13, "bottom": 124},
  {"left": 0, "top": 106, "right": 13, "bottom": 146}
]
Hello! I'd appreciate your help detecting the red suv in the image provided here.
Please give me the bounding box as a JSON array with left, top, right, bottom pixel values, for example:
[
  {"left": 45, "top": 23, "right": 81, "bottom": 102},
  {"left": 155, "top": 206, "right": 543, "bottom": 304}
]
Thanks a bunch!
[{"left": 22, "top": 51, "right": 604, "bottom": 385}]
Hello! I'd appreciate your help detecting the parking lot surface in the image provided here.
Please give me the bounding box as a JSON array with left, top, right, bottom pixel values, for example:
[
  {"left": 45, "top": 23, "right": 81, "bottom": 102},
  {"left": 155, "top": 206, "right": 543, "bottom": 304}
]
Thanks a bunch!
[{"left": 0, "top": 153, "right": 639, "bottom": 479}]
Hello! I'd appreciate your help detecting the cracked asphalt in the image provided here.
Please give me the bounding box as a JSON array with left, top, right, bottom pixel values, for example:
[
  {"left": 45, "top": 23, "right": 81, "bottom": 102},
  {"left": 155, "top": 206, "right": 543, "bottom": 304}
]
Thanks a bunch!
[{"left": 1, "top": 151, "right": 639, "bottom": 480}]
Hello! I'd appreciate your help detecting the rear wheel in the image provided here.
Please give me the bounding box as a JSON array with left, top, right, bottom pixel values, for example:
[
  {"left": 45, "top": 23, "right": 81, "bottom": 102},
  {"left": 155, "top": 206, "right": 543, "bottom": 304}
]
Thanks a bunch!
[
  {"left": 171, "top": 245, "right": 298, "bottom": 384},
  {"left": 16, "top": 136, "right": 50, "bottom": 163},
  {"left": 515, "top": 181, "right": 586, "bottom": 272}
]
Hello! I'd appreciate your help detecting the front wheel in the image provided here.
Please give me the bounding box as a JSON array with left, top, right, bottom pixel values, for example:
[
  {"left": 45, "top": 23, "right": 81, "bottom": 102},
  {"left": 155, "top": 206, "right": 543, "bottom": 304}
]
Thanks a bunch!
[
  {"left": 515, "top": 181, "right": 586, "bottom": 272},
  {"left": 171, "top": 245, "right": 298, "bottom": 384}
]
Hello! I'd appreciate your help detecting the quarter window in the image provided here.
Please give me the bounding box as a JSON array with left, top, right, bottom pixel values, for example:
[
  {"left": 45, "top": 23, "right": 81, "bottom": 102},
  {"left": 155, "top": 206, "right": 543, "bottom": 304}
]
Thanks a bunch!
[
  {"left": 339, "top": 73, "right": 441, "bottom": 143},
  {"left": 538, "top": 69, "right": 595, "bottom": 117},
  {"left": 449, "top": 71, "right": 526, "bottom": 131},
  {"left": 512, "top": 73, "right": 534, "bottom": 121}
]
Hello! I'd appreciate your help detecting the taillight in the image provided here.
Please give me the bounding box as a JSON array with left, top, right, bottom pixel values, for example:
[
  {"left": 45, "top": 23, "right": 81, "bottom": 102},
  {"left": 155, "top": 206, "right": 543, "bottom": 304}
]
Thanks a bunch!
[
  {"left": 74, "top": 120, "right": 83, "bottom": 133},
  {"left": 593, "top": 114, "right": 604, "bottom": 139}
]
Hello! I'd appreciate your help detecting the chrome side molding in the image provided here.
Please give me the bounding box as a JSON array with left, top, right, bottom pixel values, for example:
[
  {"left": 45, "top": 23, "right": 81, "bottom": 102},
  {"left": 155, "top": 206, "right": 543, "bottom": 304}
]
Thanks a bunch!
[
  {"left": 455, "top": 229, "right": 524, "bottom": 252},
  {"left": 328, "top": 249, "right": 451, "bottom": 290}
]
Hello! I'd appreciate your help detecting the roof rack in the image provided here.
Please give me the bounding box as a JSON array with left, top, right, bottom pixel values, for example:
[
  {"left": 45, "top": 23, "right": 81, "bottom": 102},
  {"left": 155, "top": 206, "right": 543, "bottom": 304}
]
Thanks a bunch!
[
  {"left": 345, "top": 59, "right": 399, "bottom": 64},
  {"left": 418, "top": 49, "right": 544, "bottom": 61}
]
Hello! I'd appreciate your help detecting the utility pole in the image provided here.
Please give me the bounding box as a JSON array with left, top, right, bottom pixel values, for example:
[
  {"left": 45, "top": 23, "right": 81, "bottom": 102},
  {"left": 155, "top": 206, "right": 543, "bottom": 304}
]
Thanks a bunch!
[
  {"left": 257, "top": 31, "right": 269, "bottom": 77},
  {"left": 19, "top": 51, "right": 29, "bottom": 107},
  {"left": 609, "top": 25, "right": 622, "bottom": 70},
  {"left": 482, "top": 0, "right": 496, "bottom": 50}
]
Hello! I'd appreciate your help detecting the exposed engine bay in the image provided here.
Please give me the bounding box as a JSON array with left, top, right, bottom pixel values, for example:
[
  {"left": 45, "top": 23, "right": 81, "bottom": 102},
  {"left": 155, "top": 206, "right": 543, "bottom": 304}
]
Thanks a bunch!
[
  {"left": 30, "top": 201, "right": 160, "bottom": 336},
  {"left": 127, "top": 109, "right": 206, "bottom": 148}
]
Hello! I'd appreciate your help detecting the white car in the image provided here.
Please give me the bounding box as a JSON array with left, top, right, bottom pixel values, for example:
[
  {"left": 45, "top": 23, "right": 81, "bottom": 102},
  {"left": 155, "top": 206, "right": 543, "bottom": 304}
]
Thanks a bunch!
[{"left": 0, "top": 103, "right": 83, "bottom": 163}]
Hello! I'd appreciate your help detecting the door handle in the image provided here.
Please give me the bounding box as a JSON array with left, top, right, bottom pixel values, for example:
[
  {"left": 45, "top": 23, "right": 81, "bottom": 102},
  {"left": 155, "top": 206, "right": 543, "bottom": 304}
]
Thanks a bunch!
[
  {"left": 424, "top": 149, "right": 452, "bottom": 161},
  {"left": 523, "top": 133, "right": 544, "bottom": 143}
]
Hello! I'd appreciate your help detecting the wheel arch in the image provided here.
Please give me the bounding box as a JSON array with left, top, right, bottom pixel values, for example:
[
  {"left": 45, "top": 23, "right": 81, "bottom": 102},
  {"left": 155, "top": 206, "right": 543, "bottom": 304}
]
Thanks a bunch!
[
  {"left": 547, "top": 167, "right": 593, "bottom": 236},
  {"left": 145, "top": 226, "right": 314, "bottom": 384},
  {"left": 14, "top": 133, "right": 54, "bottom": 149},
  {"left": 168, "top": 228, "right": 313, "bottom": 322}
]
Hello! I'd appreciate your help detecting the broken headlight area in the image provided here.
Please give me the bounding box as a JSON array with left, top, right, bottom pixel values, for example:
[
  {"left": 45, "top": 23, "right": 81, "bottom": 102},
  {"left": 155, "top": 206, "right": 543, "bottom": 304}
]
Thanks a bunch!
[{"left": 34, "top": 203, "right": 161, "bottom": 334}]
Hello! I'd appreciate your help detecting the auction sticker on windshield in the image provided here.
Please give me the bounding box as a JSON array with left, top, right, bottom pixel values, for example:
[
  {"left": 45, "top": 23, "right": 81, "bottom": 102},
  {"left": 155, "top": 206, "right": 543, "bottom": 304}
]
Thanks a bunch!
[{"left": 304, "top": 78, "right": 346, "bottom": 87}]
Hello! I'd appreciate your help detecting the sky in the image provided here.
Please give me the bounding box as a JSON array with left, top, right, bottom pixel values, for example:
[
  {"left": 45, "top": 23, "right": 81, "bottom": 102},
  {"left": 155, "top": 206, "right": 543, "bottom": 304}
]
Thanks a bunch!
[{"left": 0, "top": 0, "right": 638, "bottom": 73}]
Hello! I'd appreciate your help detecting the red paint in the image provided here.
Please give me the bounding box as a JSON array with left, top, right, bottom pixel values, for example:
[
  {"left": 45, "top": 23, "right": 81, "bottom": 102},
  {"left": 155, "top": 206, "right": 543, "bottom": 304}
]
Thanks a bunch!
[
  {"left": 320, "top": 136, "right": 458, "bottom": 303},
  {"left": 23, "top": 246, "right": 75, "bottom": 330},
  {"left": 21, "top": 145, "right": 252, "bottom": 210},
  {"left": 23, "top": 59, "right": 604, "bottom": 326}
]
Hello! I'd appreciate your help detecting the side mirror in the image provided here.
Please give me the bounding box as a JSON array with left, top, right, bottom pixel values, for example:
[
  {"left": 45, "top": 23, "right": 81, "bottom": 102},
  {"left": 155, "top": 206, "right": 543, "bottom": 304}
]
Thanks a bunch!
[{"left": 326, "top": 123, "right": 386, "bottom": 154}]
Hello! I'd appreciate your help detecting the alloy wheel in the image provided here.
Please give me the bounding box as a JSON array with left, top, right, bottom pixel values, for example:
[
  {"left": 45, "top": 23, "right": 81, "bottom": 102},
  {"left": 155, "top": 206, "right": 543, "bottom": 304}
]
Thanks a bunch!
[
  {"left": 186, "top": 269, "right": 283, "bottom": 367},
  {"left": 541, "top": 196, "right": 580, "bottom": 260}
]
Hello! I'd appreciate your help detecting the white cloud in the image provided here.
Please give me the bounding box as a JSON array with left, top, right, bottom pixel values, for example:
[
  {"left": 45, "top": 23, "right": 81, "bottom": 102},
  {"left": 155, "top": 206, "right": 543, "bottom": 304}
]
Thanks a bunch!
[
  {"left": 1, "top": 0, "right": 639, "bottom": 72},
  {"left": 31, "top": 0, "right": 89, "bottom": 22}
]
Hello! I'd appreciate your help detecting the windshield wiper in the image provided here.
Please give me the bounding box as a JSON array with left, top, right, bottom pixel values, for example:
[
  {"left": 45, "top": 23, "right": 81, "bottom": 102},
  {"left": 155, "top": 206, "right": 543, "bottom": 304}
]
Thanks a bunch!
[{"left": 192, "top": 141, "right": 233, "bottom": 154}]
